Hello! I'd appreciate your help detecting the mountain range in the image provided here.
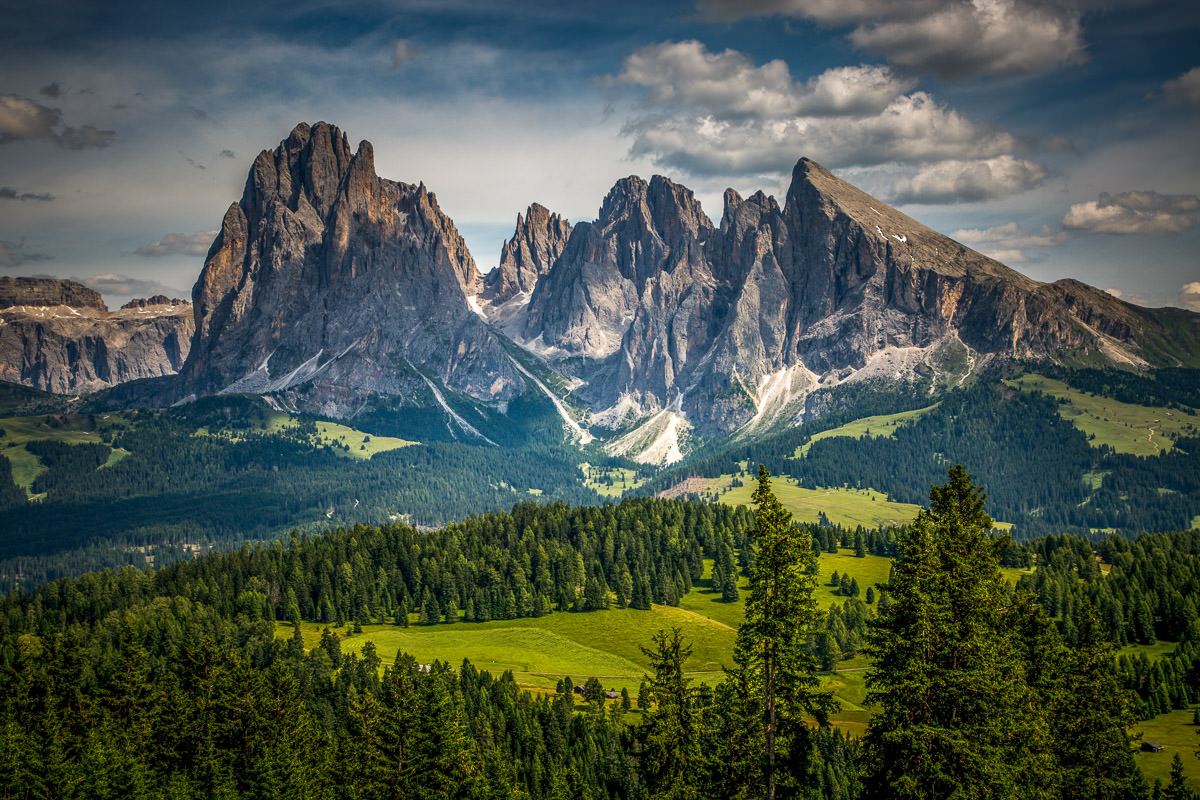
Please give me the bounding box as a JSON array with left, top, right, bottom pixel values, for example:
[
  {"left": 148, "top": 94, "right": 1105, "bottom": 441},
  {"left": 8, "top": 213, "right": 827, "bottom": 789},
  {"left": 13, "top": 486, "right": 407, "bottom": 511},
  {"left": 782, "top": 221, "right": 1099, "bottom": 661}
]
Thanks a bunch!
[{"left": 3, "top": 122, "right": 1197, "bottom": 463}]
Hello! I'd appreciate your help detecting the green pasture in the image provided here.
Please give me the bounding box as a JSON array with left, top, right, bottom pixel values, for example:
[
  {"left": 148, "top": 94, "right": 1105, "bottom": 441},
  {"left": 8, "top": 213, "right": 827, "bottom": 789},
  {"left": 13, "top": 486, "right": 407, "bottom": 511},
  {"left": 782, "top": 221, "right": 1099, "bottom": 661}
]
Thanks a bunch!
[
  {"left": 795, "top": 405, "right": 938, "bottom": 456},
  {"left": 260, "top": 413, "right": 416, "bottom": 459},
  {"left": 278, "top": 546, "right": 900, "bottom": 714},
  {"left": 0, "top": 413, "right": 124, "bottom": 494},
  {"left": 712, "top": 475, "right": 925, "bottom": 529},
  {"left": 1010, "top": 374, "right": 1200, "bottom": 456},
  {"left": 1133, "top": 709, "right": 1200, "bottom": 791},
  {"left": 1120, "top": 639, "right": 1177, "bottom": 662}
]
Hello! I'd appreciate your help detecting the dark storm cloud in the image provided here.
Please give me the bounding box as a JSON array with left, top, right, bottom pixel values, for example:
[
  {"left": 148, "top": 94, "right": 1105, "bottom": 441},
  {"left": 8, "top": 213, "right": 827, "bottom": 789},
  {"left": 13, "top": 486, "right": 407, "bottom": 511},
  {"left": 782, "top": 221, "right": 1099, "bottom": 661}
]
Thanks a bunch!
[{"left": 0, "top": 186, "right": 55, "bottom": 201}]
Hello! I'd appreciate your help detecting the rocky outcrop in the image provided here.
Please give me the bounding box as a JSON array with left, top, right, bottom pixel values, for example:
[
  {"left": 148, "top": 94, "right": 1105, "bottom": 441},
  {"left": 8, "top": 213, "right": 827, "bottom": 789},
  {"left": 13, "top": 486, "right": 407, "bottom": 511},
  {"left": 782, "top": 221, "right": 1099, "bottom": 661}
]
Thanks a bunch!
[
  {"left": 481, "top": 203, "right": 572, "bottom": 305},
  {"left": 0, "top": 287, "right": 193, "bottom": 394},
  {"left": 122, "top": 295, "right": 187, "bottom": 310},
  {"left": 0, "top": 277, "right": 105, "bottom": 310},
  {"left": 508, "top": 157, "right": 1187, "bottom": 444},
  {"left": 179, "top": 122, "right": 523, "bottom": 419}
]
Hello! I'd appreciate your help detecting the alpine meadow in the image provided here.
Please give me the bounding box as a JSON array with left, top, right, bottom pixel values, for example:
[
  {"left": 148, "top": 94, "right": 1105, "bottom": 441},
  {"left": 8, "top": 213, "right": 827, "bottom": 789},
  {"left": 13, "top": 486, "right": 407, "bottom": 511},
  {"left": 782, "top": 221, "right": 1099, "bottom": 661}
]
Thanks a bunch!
[{"left": 2, "top": 0, "right": 1200, "bottom": 797}]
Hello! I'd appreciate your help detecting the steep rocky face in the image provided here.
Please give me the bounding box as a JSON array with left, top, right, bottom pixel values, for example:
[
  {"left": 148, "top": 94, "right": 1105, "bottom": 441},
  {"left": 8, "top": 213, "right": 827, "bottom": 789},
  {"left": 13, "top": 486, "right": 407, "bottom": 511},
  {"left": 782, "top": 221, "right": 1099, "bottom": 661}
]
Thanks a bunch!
[
  {"left": 508, "top": 157, "right": 1185, "bottom": 446},
  {"left": 122, "top": 295, "right": 187, "bottom": 310},
  {"left": 0, "top": 277, "right": 105, "bottom": 310},
  {"left": 0, "top": 286, "right": 193, "bottom": 393},
  {"left": 180, "top": 122, "right": 522, "bottom": 418},
  {"left": 481, "top": 203, "right": 571, "bottom": 305}
]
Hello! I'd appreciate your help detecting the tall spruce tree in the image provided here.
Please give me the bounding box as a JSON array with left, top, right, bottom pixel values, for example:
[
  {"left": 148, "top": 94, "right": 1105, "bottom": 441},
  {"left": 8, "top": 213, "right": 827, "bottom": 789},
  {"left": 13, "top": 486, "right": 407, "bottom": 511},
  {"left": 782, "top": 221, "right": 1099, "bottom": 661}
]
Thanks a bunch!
[
  {"left": 730, "top": 464, "right": 832, "bottom": 800},
  {"left": 862, "top": 466, "right": 1046, "bottom": 800},
  {"left": 638, "top": 627, "right": 702, "bottom": 800}
]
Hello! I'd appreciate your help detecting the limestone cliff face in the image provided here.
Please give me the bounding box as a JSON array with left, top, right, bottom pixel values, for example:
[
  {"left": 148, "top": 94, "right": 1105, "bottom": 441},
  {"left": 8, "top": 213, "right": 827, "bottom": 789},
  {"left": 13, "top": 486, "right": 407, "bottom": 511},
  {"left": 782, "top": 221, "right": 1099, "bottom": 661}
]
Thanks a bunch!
[
  {"left": 0, "top": 277, "right": 105, "bottom": 310},
  {"left": 0, "top": 279, "right": 193, "bottom": 394},
  {"left": 180, "top": 122, "right": 521, "bottom": 416},
  {"left": 510, "top": 157, "right": 1186, "bottom": 439},
  {"left": 482, "top": 203, "right": 572, "bottom": 305}
]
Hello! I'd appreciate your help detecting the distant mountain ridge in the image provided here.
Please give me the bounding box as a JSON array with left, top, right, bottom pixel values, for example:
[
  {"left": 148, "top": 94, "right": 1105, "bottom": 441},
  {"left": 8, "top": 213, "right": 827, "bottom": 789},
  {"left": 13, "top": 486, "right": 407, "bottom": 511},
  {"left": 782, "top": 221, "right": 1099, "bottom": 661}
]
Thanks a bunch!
[
  {"left": 178, "top": 121, "right": 524, "bottom": 432},
  {"left": 3, "top": 123, "right": 1197, "bottom": 463},
  {"left": 0, "top": 277, "right": 193, "bottom": 394}
]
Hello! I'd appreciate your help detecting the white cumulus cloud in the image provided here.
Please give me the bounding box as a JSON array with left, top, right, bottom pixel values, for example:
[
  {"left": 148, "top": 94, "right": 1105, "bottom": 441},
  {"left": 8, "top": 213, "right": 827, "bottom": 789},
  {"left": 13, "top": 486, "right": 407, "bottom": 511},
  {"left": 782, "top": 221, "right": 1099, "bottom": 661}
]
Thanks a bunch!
[
  {"left": 885, "top": 156, "right": 1047, "bottom": 204},
  {"left": 614, "top": 41, "right": 1038, "bottom": 199},
  {"left": 0, "top": 94, "right": 115, "bottom": 149},
  {"left": 949, "top": 220, "right": 1067, "bottom": 262},
  {"left": 1062, "top": 191, "right": 1200, "bottom": 235},
  {"left": 1180, "top": 282, "right": 1200, "bottom": 311},
  {"left": 1164, "top": 67, "right": 1200, "bottom": 109}
]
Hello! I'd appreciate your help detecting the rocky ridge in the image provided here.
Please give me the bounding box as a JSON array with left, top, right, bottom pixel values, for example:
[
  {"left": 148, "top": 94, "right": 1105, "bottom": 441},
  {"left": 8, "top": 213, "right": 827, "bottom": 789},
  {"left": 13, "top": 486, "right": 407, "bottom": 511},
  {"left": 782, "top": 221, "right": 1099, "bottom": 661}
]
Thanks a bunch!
[
  {"left": 498, "top": 158, "right": 1192, "bottom": 459},
  {"left": 179, "top": 122, "right": 525, "bottom": 428},
  {"left": 0, "top": 280, "right": 193, "bottom": 394},
  {"left": 7, "top": 125, "right": 1194, "bottom": 464},
  {"left": 482, "top": 203, "right": 572, "bottom": 307}
]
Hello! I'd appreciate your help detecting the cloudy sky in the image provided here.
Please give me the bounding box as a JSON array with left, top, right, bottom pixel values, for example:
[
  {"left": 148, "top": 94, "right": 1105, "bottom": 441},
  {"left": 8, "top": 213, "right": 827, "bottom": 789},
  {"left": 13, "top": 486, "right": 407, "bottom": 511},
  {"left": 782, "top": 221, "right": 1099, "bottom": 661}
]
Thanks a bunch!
[{"left": 1, "top": 0, "right": 1197, "bottom": 309}]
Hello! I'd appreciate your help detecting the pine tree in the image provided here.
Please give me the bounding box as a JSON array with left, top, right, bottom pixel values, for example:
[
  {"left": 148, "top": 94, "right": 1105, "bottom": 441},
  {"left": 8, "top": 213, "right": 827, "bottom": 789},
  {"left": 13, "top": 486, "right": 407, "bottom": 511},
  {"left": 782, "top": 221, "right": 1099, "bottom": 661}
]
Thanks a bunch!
[
  {"left": 639, "top": 628, "right": 702, "bottom": 800},
  {"left": 1052, "top": 603, "right": 1146, "bottom": 799},
  {"left": 1166, "top": 753, "right": 1195, "bottom": 800},
  {"left": 731, "top": 464, "right": 832, "bottom": 800},
  {"left": 862, "top": 465, "right": 1044, "bottom": 800}
]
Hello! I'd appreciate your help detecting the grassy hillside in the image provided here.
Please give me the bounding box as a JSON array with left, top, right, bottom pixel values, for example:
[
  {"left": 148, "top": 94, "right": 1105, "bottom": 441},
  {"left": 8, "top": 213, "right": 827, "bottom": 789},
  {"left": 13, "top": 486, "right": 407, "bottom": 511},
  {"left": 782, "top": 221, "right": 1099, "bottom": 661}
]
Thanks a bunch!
[
  {"left": 0, "top": 413, "right": 126, "bottom": 495},
  {"left": 278, "top": 548, "right": 910, "bottom": 727},
  {"left": 710, "top": 474, "right": 926, "bottom": 529},
  {"left": 1133, "top": 708, "right": 1200, "bottom": 790},
  {"left": 794, "top": 404, "right": 938, "bottom": 456},
  {"left": 582, "top": 464, "right": 646, "bottom": 498},
  {"left": 1011, "top": 373, "right": 1200, "bottom": 456}
]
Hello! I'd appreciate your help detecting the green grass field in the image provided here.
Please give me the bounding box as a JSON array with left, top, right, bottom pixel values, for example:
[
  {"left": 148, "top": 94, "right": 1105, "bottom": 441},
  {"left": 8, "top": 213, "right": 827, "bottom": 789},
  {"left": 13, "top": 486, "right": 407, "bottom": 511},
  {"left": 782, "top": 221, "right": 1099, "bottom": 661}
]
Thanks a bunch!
[
  {"left": 0, "top": 413, "right": 122, "bottom": 494},
  {"left": 1120, "top": 640, "right": 1177, "bottom": 662},
  {"left": 260, "top": 414, "right": 415, "bottom": 459},
  {"left": 795, "top": 405, "right": 938, "bottom": 456},
  {"left": 1010, "top": 374, "right": 1200, "bottom": 456},
  {"left": 1133, "top": 709, "right": 1200, "bottom": 790},
  {"left": 711, "top": 474, "right": 925, "bottom": 529},
  {"left": 278, "top": 547, "right": 899, "bottom": 718}
]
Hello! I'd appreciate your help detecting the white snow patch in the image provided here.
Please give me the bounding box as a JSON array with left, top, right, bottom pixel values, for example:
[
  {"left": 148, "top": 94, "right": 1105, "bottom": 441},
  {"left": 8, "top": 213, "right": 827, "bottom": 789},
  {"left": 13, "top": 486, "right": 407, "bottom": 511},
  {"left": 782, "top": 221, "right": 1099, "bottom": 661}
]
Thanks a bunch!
[
  {"left": 892, "top": 234, "right": 907, "bottom": 243},
  {"left": 466, "top": 295, "right": 485, "bottom": 317},
  {"left": 506, "top": 354, "right": 594, "bottom": 444},
  {"left": 874, "top": 225, "right": 887, "bottom": 240}
]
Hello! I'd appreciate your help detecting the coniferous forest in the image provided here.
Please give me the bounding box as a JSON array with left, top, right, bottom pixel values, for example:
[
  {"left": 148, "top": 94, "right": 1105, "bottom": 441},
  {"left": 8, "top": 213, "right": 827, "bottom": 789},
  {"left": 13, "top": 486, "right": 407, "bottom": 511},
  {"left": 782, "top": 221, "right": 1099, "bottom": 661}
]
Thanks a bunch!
[{"left": 2, "top": 472, "right": 1192, "bottom": 799}]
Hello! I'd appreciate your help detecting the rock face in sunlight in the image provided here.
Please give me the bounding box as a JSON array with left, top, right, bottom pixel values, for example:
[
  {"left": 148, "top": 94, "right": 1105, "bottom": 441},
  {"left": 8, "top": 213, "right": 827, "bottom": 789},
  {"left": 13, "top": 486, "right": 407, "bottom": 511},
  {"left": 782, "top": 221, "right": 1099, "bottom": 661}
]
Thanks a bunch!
[
  {"left": 12, "top": 124, "right": 1194, "bottom": 455},
  {"left": 482, "top": 203, "right": 572, "bottom": 307},
  {"left": 180, "top": 122, "right": 523, "bottom": 417},
  {"left": 0, "top": 278, "right": 193, "bottom": 394},
  {"left": 502, "top": 157, "right": 1182, "bottom": 441}
]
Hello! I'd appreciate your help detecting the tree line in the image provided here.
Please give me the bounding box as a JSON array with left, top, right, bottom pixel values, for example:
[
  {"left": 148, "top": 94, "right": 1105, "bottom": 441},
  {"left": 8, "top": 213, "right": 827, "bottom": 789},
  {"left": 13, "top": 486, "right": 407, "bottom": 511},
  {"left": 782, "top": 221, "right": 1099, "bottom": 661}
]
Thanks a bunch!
[{"left": 0, "top": 467, "right": 1168, "bottom": 798}]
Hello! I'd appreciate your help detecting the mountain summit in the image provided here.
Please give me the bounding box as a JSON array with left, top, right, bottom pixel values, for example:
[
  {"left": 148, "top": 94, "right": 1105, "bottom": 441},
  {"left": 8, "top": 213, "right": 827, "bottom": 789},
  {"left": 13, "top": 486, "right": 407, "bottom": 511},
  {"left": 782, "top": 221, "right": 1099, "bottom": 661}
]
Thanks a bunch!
[
  {"left": 179, "top": 122, "right": 523, "bottom": 423},
  {"left": 500, "top": 157, "right": 1195, "bottom": 451},
  {"left": 10, "top": 122, "right": 1189, "bottom": 461}
]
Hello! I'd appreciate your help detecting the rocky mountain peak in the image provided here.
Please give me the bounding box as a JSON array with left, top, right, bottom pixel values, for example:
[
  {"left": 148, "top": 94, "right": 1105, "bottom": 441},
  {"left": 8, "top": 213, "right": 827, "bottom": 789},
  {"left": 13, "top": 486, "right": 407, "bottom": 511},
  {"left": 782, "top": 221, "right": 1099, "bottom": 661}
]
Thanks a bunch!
[
  {"left": 180, "top": 122, "right": 519, "bottom": 416},
  {"left": 121, "top": 296, "right": 188, "bottom": 310},
  {"left": 482, "top": 202, "right": 572, "bottom": 305},
  {"left": 507, "top": 155, "right": 1194, "bottom": 457},
  {"left": 243, "top": 121, "right": 354, "bottom": 221}
]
